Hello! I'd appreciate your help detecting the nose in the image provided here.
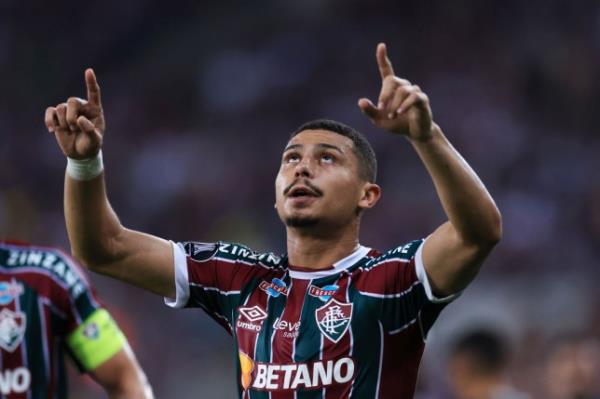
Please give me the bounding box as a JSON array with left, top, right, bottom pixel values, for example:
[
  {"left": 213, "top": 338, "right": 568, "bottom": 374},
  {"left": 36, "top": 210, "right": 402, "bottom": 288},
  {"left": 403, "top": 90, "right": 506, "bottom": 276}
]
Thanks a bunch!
[{"left": 294, "top": 158, "right": 314, "bottom": 178}]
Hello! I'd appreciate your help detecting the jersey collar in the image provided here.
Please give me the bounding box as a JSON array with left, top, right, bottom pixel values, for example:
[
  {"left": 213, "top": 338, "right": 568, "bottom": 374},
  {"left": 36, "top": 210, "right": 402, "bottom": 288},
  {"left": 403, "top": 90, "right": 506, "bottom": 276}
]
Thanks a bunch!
[{"left": 288, "top": 245, "right": 371, "bottom": 280}]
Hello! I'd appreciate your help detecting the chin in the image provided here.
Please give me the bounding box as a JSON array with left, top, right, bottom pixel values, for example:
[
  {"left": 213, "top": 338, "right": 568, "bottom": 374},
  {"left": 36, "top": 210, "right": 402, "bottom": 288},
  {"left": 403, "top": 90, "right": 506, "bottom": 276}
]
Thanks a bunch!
[{"left": 284, "top": 216, "right": 320, "bottom": 228}]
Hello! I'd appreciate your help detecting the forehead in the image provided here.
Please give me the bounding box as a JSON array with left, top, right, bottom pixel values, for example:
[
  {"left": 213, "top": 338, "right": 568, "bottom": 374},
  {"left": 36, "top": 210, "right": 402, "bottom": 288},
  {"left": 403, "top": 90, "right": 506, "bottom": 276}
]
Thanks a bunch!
[{"left": 285, "top": 129, "right": 354, "bottom": 151}]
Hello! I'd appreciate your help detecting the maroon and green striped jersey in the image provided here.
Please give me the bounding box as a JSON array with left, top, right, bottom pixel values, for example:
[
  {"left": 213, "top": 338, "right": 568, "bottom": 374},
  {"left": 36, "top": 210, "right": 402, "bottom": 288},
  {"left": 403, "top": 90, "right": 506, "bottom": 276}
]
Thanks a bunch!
[
  {"left": 165, "top": 239, "right": 459, "bottom": 398},
  {"left": 0, "top": 241, "right": 103, "bottom": 398}
]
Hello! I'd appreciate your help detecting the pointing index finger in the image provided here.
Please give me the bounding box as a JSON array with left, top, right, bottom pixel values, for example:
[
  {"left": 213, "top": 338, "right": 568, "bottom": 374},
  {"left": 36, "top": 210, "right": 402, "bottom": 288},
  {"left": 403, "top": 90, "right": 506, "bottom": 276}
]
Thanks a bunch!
[
  {"left": 85, "top": 68, "right": 102, "bottom": 106},
  {"left": 376, "top": 42, "right": 394, "bottom": 80}
]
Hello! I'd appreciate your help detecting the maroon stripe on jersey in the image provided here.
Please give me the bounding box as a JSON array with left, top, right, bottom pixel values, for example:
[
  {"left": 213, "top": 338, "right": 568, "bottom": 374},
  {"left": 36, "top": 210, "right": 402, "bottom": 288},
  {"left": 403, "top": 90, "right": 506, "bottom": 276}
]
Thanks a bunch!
[
  {"left": 3, "top": 270, "right": 75, "bottom": 321},
  {"left": 353, "top": 259, "right": 417, "bottom": 296},
  {"left": 378, "top": 323, "right": 424, "bottom": 398},
  {"left": 270, "top": 278, "right": 310, "bottom": 399},
  {"left": 187, "top": 257, "right": 276, "bottom": 293},
  {"left": 322, "top": 274, "right": 353, "bottom": 399},
  {"left": 235, "top": 273, "right": 278, "bottom": 399}
]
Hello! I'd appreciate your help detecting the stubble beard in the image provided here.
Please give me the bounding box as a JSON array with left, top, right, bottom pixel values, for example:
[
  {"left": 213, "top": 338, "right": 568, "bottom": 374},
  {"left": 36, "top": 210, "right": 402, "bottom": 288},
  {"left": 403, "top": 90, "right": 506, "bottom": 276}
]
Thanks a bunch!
[{"left": 284, "top": 216, "right": 320, "bottom": 228}]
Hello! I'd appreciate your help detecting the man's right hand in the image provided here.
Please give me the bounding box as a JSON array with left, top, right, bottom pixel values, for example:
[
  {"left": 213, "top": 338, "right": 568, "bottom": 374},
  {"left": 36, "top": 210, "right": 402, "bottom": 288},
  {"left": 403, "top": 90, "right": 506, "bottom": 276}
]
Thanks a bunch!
[{"left": 45, "top": 69, "right": 105, "bottom": 160}]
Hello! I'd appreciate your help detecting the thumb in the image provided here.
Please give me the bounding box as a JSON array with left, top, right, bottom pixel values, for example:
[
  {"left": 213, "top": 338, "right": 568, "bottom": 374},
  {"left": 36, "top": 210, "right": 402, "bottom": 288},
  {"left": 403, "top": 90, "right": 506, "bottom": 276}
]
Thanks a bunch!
[
  {"left": 77, "top": 115, "right": 95, "bottom": 133},
  {"left": 358, "top": 98, "right": 379, "bottom": 119},
  {"left": 77, "top": 115, "right": 102, "bottom": 148}
]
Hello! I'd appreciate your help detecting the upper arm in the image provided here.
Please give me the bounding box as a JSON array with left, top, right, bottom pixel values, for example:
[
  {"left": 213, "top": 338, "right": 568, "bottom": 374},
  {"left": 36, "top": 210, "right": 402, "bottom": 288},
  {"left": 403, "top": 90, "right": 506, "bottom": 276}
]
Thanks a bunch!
[
  {"left": 89, "top": 345, "right": 153, "bottom": 399},
  {"left": 422, "top": 221, "right": 496, "bottom": 296},
  {"left": 87, "top": 228, "right": 175, "bottom": 298}
]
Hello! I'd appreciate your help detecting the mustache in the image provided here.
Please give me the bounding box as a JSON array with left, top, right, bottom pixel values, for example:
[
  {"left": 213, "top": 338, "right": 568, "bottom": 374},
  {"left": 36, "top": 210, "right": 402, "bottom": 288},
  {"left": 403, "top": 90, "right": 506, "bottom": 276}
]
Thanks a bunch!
[{"left": 283, "top": 180, "right": 323, "bottom": 197}]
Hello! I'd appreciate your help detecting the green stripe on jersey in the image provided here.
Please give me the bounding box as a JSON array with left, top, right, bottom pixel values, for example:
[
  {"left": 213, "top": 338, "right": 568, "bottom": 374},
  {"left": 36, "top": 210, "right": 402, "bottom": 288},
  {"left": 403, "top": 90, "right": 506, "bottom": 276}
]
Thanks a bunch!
[{"left": 19, "top": 284, "right": 49, "bottom": 399}]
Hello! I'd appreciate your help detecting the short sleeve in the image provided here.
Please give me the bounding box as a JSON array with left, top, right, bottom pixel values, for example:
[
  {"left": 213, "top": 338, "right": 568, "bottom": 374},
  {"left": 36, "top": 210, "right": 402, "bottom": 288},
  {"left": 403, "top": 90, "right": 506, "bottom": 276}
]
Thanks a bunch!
[
  {"left": 164, "top": 241, "right": 191, "bottom": 308},
  {"left": 354, "top": 239, "right": 460, "bottom": 339},
  {"left": 414, "top": 239, "right": 462, "bottom": 303},
  {"left": 163, "top": 241, "right": 279, "bottom": 334}
]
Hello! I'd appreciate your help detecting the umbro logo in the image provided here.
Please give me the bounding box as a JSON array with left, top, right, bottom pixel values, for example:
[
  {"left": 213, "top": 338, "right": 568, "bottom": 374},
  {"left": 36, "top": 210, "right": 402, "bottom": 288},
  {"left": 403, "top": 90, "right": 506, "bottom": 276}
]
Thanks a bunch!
[
  {"left": 237, "top": 306, "right": 268, "bottom": 333},
  {"left": 238, "top": 306, "right": 268, "bottom": 322}
]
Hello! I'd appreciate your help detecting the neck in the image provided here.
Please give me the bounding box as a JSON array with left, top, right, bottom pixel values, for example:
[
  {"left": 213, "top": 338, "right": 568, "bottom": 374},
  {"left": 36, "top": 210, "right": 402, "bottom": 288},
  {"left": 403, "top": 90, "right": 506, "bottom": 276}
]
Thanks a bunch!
[{"left": 285, "top": 220, "right": 360, "bottom": 269}]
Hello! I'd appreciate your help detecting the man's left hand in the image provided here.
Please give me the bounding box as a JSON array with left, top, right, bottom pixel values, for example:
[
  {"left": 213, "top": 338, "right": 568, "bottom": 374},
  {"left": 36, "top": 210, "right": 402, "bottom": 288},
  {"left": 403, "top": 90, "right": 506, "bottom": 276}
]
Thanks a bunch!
[{"left": 358, "top": 43, "right": 434, "bottom": 142}]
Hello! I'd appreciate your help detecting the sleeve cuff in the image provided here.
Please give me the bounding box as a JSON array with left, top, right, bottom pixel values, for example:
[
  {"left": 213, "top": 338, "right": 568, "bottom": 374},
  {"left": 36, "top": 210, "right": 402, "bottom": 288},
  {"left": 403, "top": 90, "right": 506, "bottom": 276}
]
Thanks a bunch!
[
  {"left": 164, "top": 241, "right": 190, "bottom": 308},
  {"left": 415, "top": 239, "right": 462, "bottom": 304}
]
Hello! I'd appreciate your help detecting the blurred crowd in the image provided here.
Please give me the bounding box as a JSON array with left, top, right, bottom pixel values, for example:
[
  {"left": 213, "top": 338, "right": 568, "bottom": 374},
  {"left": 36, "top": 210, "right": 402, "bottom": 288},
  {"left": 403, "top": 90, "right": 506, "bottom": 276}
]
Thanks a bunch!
[{"left": 1, "top": 0, "right": 599, "bottom": 397}]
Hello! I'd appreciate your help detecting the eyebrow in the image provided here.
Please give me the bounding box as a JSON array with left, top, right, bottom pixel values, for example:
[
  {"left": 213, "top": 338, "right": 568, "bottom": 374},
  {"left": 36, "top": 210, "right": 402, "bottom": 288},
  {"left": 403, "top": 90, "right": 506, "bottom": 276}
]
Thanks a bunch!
[{"left": 283, "top": 143, "right": 344, "bottom": 154}]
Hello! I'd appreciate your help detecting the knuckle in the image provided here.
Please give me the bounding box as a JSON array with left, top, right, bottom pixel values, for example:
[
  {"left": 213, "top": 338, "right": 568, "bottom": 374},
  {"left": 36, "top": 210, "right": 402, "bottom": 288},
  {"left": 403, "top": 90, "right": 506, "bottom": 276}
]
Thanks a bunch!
[
  {"left": 393, "top": 87, "right": 408, "bottom": 98},
  {"left": 384, "top": 75, "right": 397, "bottom": 85}
]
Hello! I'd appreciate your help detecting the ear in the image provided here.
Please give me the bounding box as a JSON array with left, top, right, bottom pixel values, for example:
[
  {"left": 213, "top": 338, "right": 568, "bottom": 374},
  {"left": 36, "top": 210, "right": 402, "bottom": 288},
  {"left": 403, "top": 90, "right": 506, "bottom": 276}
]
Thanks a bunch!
[{"left": 357, "top": 183, "right": 381, "bottom": 210}]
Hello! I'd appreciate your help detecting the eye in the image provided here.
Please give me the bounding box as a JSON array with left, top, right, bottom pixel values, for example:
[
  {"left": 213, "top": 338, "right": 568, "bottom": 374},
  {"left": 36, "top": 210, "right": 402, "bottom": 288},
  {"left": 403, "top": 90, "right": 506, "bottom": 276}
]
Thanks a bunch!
[
  {"left": 284, "top": 153, "right": 300, "bottom": 164},
  {"left": 321, "top": 153, "right": 335, "bottom": 164}
]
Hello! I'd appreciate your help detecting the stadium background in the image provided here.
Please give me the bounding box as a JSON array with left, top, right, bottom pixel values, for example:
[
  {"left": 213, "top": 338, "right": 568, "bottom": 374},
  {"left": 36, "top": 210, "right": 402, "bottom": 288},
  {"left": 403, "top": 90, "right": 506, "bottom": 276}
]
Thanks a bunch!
[{"left": 1, "top": 0, "right": 599, "bottom": 397}]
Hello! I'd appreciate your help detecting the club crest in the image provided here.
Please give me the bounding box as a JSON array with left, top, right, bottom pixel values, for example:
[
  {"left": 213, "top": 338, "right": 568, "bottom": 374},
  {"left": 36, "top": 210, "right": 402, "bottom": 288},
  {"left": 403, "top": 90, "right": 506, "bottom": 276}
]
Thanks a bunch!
[
  {"left": 315, "top": 299, "right": 353, "bottom": 343},
  {"left": 83, "top": 322, "right": 100, "bottom": 340},
  {"left": 0, "top": 309, "right": 27, "bottom": 352}
]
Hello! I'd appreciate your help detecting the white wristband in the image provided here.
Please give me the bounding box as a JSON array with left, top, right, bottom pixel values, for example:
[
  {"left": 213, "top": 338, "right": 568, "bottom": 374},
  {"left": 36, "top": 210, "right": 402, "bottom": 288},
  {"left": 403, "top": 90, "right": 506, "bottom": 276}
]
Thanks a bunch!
[{"left": 66, "top": 151, "right": 104, "bottom": 181}]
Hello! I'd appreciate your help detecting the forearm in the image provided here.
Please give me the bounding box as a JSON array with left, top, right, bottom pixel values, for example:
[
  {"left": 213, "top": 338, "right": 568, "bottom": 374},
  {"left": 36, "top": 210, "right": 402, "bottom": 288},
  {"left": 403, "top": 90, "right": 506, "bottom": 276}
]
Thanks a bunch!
[
  {"left": 64, "top": 172, "right": 126, "bottom": 268},
  {"left": 101, "top": 365, "right": 154, "bottom": 399},
  {"left": 93, "top": 344, "right": 154, "bottom": 399},
  {"left": 411, "top": 124, "right": 502, "bottom": 245},
  {"left": 105, "top": 380, "right": 153, "bottom": 399}
]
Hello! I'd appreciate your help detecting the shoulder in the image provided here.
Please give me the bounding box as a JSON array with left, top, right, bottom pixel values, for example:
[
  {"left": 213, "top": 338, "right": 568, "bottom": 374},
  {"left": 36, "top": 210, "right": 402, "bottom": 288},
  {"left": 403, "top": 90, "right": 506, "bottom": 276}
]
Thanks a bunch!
[
  {"left": 361, "top": 239, "right": 424, "bottom": 270},
  {"left": 178, "top": 241, "right": 285, "bottom": 270},
  {"left": 0, "top": 242, "right": 91, "bottom": 296}
]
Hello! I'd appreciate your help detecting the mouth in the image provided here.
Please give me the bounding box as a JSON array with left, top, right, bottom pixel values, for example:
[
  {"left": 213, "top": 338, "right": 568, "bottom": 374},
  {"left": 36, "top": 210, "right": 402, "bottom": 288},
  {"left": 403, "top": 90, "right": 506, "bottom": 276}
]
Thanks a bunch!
[{"left": 286, "top": 185, "right": 321, "bottom": 198}]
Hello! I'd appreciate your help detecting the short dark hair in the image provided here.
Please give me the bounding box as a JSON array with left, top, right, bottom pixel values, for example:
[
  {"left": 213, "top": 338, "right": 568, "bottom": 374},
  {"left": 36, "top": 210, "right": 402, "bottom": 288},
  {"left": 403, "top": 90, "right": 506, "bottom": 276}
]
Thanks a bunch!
[
  {"left": 290, "top": 119, "right": 377, "bottom": 183},
  {"left": 450, "top": 329, "right": 508, "bottom": 375}
]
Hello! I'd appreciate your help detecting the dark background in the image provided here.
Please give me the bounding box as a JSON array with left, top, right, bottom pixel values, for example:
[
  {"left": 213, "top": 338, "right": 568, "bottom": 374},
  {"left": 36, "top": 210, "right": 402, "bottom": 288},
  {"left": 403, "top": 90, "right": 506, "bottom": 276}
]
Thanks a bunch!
[{"left": 1, "top": 1, "right": 599, "bottom": 397}]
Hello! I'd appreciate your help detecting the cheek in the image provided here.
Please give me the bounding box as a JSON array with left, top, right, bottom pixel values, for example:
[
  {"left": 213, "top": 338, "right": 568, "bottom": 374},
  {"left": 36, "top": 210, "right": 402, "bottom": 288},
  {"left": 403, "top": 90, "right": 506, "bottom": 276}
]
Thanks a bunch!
[
  {"left": 274, "top": 173, "right": 286, "bottom": 204},
  {"left": 326, "top": 177, "right": 361, "bottom": 208}
]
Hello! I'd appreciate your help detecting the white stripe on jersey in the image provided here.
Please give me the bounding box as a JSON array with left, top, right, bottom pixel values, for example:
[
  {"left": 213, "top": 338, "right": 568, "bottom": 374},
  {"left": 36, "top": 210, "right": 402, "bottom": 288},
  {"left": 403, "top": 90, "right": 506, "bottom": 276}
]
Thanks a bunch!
[
  {"left": 356, "top": 281, "right": 420, "bottom": 299},
  {"left": 289, "top": 246, "right": 371, "bottom": 280},
  {"left": 375, "top": 321, "right": 385, "bottom": 399}
]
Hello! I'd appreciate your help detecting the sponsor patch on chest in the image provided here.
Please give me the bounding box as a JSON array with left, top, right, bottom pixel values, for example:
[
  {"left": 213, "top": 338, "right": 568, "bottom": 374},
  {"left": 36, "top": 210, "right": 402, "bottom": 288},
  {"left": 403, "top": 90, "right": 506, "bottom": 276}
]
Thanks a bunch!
[
  {"left": 238, "top": 352, "right": 355, "bottom": 391},
  {"left": 259, "top": 278, "right": 288, "bottom": 297},
  {"left": 0, "top": 282, "right": 24, "bottom": 306},
  {"left": 273, "top": 318, "right": 301, "bottom": 338},
  {"left": 308, "top": 284, "right": 338, "bottom": 302}
]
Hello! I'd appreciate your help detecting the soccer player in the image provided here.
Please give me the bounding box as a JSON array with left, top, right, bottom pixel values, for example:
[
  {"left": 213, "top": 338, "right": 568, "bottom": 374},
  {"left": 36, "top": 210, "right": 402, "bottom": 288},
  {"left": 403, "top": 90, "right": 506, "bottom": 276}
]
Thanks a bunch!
[
  {"left": 0, "top": 240, "right": 153, "bottom": 398},
  {"left": 447, "top": 329, "right": 530, "bottom": 399},
  {"left": 44, "top": 43, "right": 502, "bottom": 398}
]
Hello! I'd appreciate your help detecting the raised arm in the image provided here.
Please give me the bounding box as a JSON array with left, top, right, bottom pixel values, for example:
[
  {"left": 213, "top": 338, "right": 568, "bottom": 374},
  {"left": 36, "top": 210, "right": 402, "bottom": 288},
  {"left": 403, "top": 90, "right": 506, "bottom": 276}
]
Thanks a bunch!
[
  {"left": 44, "top": 69, "right": 174, "bottom": 297},
  {"left": 358, "top": 43, "right": 502, "bottom": 296}
]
